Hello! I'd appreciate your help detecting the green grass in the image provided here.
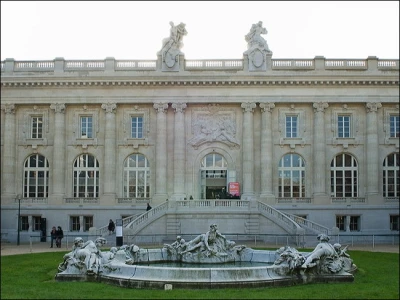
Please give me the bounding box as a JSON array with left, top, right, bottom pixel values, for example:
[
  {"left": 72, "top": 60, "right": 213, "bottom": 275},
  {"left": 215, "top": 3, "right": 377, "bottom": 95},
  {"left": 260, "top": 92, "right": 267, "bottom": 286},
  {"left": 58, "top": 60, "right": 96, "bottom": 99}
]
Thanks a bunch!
[{"left": 1, "top": 249, "right": 399, "bottom": 299}]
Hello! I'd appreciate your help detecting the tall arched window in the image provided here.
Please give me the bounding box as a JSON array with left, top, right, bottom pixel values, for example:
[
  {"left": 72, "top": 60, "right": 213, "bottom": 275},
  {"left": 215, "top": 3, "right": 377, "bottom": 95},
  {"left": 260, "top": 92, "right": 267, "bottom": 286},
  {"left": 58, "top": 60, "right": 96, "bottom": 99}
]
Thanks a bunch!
[
  {"left": 278, "top": 154, "right": 306, "bottom": 198},
  {"left": 23, "top": 154, "right": 49, "bottom": 198},
  {"left": 73, "top": 154, "right": 99, "bottom": 198},
  {"left": 200, "top": 153, "right": 228, "bottom": 199},
  {"left": 330, "top": 153, "right": 358, "bottom": 197},
  {"left": 383, "top": 153, "right": 399, "bottom": 197},
  {"left": 123, "top": 154, "right": 150, "bottom": 198}
]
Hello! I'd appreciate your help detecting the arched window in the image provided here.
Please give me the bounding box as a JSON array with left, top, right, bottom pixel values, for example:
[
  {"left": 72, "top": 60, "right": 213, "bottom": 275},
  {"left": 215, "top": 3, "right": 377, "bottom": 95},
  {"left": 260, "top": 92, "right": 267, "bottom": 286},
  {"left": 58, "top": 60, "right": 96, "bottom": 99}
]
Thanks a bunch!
[
  {"left": 73, "top": 154, "right": 99, "bottom": 198},
  {"left": 278, "top": 154, "right": 306, "bottom": 198},
  {"left": 200, "top": 153, "right": 228, "bottom": 199},
  {"left": 383, "top": 153, "right": 399, "bottom": 197},
  {"left": 23, "top": 154, "right": 49, "bottom": 198},
  {"left": 330, "top": 153, "right": 358, "bottom": 197},
  {"left": 123, "top": 154, "right": 150, "bottom": 198}
]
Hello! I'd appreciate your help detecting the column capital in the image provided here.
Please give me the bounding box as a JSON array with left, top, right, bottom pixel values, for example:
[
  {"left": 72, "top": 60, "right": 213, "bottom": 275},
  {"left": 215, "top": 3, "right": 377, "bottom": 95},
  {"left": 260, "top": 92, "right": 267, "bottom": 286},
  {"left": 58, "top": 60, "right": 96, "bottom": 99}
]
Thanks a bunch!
[
  {"left": 259, "top": 102, "right": 275, "bottom": 113},
  {"left": 366, "top": 102, "right": 382, "bottom": 113},
  {"left": 153, "top": 102, "right": 169, "bottom": 113},
  {"left": 50, "top": 103, "right": 66, "bottom": 114},
  {"left": 172, "top": 102, "right": 187, "bottom": 113},
  {"left": 1, "top": 103, "right": 15, "bottom": 114},
  {"left": 101, "top": 102, "right": 117, "bottom": 113},
  {"left": 313, "top": 102, "right": 329, "bottom": 113},
  {"left": 241, "top": 102, "right": 256, "bottom": 113}
]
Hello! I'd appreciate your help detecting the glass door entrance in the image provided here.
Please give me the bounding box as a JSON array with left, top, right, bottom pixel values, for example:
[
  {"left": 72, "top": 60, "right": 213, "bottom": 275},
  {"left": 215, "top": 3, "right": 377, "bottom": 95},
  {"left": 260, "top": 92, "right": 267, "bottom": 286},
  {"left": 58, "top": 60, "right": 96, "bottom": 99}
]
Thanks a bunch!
[{"left": 206, "top": 186, "right": 226, "bottom": 199}]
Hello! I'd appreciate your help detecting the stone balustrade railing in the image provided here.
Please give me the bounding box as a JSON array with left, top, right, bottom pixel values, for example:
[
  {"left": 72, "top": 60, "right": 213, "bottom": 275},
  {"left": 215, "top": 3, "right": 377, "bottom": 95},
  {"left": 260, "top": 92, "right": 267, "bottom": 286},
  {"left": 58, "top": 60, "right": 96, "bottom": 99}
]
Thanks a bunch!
[
  {"left": 331, "top": 197, "right": 366, "bottom": 204},
  {"left": 1, "top": 56, "right": 398, "bottom": 74},
  {"left": 284, "top": 213, "right": 330, "bottom": 235}
]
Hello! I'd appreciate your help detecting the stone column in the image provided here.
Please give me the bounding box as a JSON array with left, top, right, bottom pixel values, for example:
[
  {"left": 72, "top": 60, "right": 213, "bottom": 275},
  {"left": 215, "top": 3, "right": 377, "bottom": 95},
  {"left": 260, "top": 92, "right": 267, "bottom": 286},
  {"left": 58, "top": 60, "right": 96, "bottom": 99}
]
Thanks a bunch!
[
  {"left": 101, "top": 103, "right": 117, "bottom": 200},
  {"left": 241, "top": 102, "right": 256, "bottom": 200},
  {"left": 366, "top": 102, "right": 382, "bottom": 202},
  {"left": 50, "top": 103, "right": 66, "bottom": 202},
  {"left": 171, "top": 102, "right": 187, "bottom": 200},
  {"left": 312, "top": 102, "right": 329, "bottom": 204},
  {"left": 153, "top": 102, "right": 169, "bottom": 202},
  {"left": 2, "top": 104, "right": 16, "bottom": 197},
  {"left": 259, "top": 102, "right": 275, "bottom": 202}
]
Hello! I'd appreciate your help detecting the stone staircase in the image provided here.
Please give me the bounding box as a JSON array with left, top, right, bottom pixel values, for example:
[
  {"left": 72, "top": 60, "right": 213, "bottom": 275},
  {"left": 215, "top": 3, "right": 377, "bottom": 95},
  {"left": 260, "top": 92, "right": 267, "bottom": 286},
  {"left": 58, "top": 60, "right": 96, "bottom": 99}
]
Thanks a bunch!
[
  {"left": 166, "top": 215, "right": 181, "bottom": 236},
  {"left": 245, "top": 218, "right": 260, "bottom": 234}
]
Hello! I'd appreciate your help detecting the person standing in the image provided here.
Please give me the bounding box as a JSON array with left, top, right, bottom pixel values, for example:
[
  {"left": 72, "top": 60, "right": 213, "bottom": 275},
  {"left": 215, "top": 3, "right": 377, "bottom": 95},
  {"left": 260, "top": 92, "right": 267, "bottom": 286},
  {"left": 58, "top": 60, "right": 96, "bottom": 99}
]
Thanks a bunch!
[
  {"left": 108, "top": 219, "right": 115, "bottom": 235},
  {"left": 50, "top": 226, "right": 57, "bottom": 248},
  {"left": 56, "top": 226, "right": 64, "bottom": 248},
  {"left": 146, "top": 203, "right": 152, "bottom": 211}
]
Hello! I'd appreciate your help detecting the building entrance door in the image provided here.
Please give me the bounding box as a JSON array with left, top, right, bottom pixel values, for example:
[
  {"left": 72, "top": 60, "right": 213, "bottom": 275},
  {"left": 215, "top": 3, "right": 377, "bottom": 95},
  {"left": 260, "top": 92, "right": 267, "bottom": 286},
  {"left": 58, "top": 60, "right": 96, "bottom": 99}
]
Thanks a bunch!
[
  {"left": 200, "top": 153, "right": 229, "bottom": 199},
  {"left": 206, "top": 186, "right": 226, "bottom": 199}
]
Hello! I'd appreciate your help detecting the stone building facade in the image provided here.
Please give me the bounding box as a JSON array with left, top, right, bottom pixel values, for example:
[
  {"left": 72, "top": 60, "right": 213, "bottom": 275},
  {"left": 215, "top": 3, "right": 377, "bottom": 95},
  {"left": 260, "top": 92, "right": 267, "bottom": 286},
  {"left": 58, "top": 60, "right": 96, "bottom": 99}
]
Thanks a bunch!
[{"left": 1, "top": 22, "right": 399, "bottom": 243}]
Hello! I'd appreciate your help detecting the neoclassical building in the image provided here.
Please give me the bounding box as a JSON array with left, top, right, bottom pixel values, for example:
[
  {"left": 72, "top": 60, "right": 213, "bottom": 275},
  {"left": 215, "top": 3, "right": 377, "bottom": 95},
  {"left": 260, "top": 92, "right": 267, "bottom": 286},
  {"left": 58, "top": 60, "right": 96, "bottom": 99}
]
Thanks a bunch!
[{"left": 1, "top": 22, "right": 399, "bottom": 243}]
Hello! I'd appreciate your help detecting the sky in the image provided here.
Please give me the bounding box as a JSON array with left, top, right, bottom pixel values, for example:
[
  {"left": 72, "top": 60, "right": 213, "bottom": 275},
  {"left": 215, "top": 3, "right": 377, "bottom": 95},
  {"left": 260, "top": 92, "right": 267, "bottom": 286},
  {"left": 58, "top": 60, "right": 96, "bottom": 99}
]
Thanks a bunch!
[{"left": 1, "top": 1, "right": 399, "bottom": 61}]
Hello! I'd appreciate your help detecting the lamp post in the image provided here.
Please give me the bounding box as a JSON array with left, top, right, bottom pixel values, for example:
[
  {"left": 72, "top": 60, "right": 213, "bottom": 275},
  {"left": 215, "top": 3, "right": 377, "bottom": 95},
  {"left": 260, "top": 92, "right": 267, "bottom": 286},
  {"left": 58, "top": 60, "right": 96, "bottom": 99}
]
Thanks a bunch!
[{"left": 17, "top": 194, "right": 21, "bottom": 246}]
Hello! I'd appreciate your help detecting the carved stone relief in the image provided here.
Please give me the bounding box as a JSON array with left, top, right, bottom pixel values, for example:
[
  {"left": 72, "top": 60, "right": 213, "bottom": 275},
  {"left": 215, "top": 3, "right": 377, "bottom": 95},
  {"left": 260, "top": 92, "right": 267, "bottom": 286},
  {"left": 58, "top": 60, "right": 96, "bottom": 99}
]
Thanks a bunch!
[{"left": 189, "top": 104, "right": 239, "bottom": 149}]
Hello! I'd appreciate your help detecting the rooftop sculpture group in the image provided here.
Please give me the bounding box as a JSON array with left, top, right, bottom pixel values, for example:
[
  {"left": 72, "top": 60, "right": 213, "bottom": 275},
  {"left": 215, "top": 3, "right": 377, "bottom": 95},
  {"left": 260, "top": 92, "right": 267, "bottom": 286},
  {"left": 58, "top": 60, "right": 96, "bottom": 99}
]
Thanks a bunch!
[{"left": 56, "top": 224, "right": 357, "bottom": 289}]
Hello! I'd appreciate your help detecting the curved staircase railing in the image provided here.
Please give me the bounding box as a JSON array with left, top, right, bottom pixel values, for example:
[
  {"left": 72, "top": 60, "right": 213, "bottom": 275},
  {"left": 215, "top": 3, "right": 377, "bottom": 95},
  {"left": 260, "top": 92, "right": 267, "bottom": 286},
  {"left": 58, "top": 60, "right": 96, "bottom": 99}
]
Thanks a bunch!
[
  {"left": 284, "top": 213, "right": 330, "bottom": 235},
  {"left": 257, "top": 201, "right": 302, "bottom": 235},
  {"left": 125, "top": 202, "right": 169, "bottom": 231},
  {"left": 96, "top": 199, "right": 329, "bottom": 239}
]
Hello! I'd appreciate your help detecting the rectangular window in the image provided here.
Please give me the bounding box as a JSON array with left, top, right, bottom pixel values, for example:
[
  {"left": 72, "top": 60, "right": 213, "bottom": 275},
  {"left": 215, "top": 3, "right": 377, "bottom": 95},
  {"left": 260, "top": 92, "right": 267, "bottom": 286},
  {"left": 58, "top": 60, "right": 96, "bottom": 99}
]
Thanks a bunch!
[
  {"left": 32, "top": 216, "right": 41, "bottom": 231},
  {"left": 31, "top": 116, "right": 43, "bottom": 139},
  {"left": 336, "top": 215, "right": 345, "bottom": 231},
  {"left": 83, "top": 216, "right": 93, "bottom": 232},
  {"left": 338, "top": 115, "right": 351, "bottom": 138},
  {"left": 70, "top": 216, "right": 80, "bottom": 232},
  {"left": 80, "top": 116, "right": 93, "bottom": 138},
  {"left": 390, "top": 115, "right": 399, "bottom": 137},
  {"left": 20, "top": 216, "right": 29, "bottom": 231},
  {"left": 285, "top": 115, "right": 298, "bottom": 138},
  {"left": 131, "top": 116, "right": 143, "bottom": 138},
  {"left": 349, "top": 216, "right": 360, "bottom": 231},
  {"left": 390, "top": 215, "right": 399, "bottom": 231}
]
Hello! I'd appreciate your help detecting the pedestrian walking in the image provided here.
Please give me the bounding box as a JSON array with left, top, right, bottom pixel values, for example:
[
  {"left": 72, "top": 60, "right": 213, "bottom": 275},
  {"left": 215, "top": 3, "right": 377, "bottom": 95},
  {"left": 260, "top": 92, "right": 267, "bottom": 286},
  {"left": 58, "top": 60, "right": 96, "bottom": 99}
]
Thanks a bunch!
[
  {"left": 108, "top": 219, "right": 115, "bottom": 235},
  {"left": 55, "top": 226, "right": 64, "bottom": 248},
  {"left": 50, "top": 226, "right": 57, "bottom": 248}
]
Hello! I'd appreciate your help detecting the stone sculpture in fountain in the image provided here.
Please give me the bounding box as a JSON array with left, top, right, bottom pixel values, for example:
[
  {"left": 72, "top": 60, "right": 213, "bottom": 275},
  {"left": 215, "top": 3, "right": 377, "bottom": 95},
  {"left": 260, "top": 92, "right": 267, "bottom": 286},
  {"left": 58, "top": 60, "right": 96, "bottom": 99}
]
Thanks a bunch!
[{"left": 55, "top": 224, "right": 357, "bottom": 289}]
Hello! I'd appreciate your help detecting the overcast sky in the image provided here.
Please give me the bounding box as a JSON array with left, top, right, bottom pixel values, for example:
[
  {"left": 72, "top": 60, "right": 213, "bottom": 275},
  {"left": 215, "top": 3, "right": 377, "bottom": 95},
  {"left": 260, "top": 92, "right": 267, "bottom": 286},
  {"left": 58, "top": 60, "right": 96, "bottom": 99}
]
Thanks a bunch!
[{"left": 1, "top": 1, "right": 399, "bottom": 61}]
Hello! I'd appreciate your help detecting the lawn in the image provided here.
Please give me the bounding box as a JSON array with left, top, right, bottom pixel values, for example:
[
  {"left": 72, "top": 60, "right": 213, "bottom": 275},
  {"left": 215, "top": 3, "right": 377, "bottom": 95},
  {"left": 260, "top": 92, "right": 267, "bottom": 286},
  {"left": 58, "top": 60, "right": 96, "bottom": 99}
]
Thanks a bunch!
[{"left": 1, "top": 249, "right": 398, "bottom": 299}]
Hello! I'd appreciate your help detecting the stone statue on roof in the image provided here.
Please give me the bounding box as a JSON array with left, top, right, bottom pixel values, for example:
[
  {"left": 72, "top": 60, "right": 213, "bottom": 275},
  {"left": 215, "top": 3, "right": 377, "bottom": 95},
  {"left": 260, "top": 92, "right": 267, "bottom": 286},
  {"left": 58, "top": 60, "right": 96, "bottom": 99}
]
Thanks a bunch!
[
  {"left": 244, "top": 21, "right": 272, "bottom": 71},
  {"left": 244, "top": 21, "right": 272, "bottom": 54},
  {"left": 158, "top": 22, "right": 188, "bottom": 69}
]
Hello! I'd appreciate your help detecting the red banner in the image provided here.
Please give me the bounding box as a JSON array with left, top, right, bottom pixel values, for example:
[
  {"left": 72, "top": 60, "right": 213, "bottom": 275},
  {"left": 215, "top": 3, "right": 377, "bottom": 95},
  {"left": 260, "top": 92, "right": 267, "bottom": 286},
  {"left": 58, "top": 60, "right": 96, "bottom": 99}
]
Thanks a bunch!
[{"left": 228, "top": 182, "right": 240, "bottom": 197}]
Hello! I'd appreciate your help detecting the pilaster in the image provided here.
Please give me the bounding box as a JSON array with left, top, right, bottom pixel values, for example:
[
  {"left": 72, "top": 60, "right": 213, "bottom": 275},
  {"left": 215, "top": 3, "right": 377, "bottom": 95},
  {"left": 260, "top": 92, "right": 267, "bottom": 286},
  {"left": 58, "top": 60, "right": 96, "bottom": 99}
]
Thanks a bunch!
[
  {"left": 2, "top": 104, "right": 16, "bottom": 197},
  {"left": 153, "top": 102, "right": 169, "bottom": 202},
  {"left": 101, "top": 102, "right": 117, "bottom": 201},
  {"left": 241, "top": 102, "right": 256, "bottom": 200},
  {"left": 172, "top": 102, "right": 187, "bottom": 200},
  {"left": 365, "top": 102, "right": 382, "bottom": 203},
  {"left": 259, "top": 102, "right": 275, "bottom": 203},
  {"left": 312, "top": 102, "right": 329, "bottom": 204},
  {"left": 50, "top": 103, "right": 66, "bottom": 202}
]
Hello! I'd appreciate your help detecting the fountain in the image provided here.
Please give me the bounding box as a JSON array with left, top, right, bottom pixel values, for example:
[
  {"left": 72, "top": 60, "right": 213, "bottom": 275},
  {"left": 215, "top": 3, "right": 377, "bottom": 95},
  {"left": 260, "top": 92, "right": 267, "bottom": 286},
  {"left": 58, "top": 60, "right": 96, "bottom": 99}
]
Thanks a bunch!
[{"left": 55, "top": 224, "right": 357, "bottom": 289}]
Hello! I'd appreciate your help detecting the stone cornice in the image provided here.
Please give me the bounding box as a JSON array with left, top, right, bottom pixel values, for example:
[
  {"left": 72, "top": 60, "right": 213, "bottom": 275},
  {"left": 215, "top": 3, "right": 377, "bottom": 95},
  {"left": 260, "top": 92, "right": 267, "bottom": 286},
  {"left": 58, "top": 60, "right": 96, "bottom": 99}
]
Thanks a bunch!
[{"left": 1, "top": 79, "right": 399, "bottom": 88}]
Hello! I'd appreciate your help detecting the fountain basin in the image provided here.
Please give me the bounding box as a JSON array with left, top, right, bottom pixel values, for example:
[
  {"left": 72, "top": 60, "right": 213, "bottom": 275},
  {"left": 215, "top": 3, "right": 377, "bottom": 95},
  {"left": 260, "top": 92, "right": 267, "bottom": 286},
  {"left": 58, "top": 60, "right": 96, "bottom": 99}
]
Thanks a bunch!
[{"left": 56, "top": 247, "right": 354, "bottom": 289}]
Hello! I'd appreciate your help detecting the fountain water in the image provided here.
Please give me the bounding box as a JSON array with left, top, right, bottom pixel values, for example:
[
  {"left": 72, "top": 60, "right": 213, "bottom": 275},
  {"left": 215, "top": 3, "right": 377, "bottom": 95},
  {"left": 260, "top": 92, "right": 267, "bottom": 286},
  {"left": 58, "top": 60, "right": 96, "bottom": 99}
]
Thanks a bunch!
[{"left": 55, "top": 224, "right": 357, "bottom": 289}]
